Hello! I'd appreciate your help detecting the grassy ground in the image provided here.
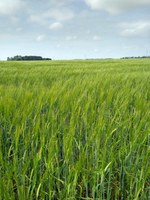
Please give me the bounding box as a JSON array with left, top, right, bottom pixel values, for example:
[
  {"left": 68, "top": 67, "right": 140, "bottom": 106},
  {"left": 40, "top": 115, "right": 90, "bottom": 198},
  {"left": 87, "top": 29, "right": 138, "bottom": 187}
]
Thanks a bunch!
[{"left": 0, "top": 59, "right": 150, "bottom": 199}]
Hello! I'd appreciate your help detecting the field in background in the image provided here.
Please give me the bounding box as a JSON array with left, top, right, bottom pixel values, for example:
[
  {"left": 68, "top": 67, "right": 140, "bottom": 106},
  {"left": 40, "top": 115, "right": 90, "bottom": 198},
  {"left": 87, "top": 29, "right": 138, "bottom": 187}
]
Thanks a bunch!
[{"left": 0, "top": 59, "right": 150, "bottom": 199}]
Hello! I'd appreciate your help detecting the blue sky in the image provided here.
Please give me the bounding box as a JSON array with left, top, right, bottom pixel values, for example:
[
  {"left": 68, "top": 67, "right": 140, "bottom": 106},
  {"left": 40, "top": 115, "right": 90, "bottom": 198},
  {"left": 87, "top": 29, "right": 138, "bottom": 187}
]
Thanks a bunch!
[{"left": 0, "top": 0, "right": 150, "bottom": 60}]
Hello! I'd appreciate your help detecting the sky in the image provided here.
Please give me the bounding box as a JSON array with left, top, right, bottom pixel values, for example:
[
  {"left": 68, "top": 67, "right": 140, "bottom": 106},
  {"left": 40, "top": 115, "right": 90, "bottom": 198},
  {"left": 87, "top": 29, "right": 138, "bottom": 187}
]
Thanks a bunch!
[{"left": 0, "top": 0, "right": 150, "bottom": 60}]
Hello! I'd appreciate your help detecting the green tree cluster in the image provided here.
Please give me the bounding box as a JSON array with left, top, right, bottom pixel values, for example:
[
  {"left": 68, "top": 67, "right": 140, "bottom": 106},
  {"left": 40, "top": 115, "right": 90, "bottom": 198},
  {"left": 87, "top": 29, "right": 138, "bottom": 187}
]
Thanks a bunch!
[{"left": 7, "top": 55, "right": 52, "bottom": 61}]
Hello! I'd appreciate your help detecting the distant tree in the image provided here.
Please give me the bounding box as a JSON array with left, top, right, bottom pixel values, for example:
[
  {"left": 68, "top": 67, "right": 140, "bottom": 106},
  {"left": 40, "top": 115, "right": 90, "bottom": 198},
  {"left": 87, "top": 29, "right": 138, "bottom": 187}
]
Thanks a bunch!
[
  {"left": 14, "top": 55, "right": 22, "bottom": 60},
  {"left": 7, "top": 55, "right": 52, "bottom": 61}
]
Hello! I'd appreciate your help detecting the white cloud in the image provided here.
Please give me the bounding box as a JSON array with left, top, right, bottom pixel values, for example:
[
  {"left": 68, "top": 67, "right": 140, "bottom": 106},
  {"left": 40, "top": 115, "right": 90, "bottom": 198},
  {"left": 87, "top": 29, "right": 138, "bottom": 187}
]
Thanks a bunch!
[
  {"left": 50, "top": 0, "right": 73, "bottom": 6},
  {"left": 56, "top": 44, "right": 61, "bottom": 48},
  {"left": 84, "top": 0, "right": 150, "bottom": 14},
  {"left": 49, "top": 22, "right": 63, "bottom": 30},
  {"left": 92, "top": 35, "right": 101, "bottom": 41},
  {"left": 94, "top": 48, "right": 99, "bottom": 52},
  {"left": 66, "top": 35, "right": 77, "bottom": 41},
  {"left": 16, "top": 27, "right": 23, "bottom": 32},
  {"left": 0, "top": 0, "right": 25, "bottom": 15},
  {"left": 30, "top": 15, "right": 46, "bottom": 26},
  {"left": 10, "top": 16, "right": 20, "bottom": 24},
  {"left": 120, "top": 21, "right": 150, "bottom": 37},
  {"left": 47, "top": 8, "right": 74, "bottom": 21},
  {"left": 36, "top": 35, "right": 46, "bottom": 42},
  {"left": 29, "top": 7, "right": 74, "bottom": 27},
  {"left": 122, "top": 45, "right": 138, "bottom": 50},
  {"left": 86, "top": 30, "right": 91, "bottom": 35}
]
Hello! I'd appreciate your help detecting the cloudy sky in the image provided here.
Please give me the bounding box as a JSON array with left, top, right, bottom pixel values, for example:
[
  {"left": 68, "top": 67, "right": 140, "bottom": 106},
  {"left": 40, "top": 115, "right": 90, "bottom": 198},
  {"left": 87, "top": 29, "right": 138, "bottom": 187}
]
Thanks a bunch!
[{"left": 0, "top": 0, "right": 150, "bottom": 60}]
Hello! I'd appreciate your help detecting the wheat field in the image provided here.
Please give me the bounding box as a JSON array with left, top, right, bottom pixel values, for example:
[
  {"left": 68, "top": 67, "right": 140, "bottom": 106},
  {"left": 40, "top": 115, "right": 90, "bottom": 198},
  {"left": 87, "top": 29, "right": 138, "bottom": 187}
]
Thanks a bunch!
[{"left": 0, "top": 59, "right": 150, "bottom": 199}]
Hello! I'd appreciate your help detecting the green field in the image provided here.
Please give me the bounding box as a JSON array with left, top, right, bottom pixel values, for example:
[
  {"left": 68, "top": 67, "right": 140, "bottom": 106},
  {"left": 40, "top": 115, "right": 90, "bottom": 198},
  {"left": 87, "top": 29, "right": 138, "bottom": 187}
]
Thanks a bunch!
[{"left": 0, "top": 59, "right": 150, "bottom": 200}]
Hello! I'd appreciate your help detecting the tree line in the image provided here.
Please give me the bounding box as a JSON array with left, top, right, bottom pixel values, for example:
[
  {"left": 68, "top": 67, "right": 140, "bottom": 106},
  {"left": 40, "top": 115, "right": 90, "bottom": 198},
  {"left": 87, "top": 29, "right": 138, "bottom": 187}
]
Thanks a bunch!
[
  {"left": 7, "top": 55, "right": 52, "bottom": 61},
  {"left": 121, "top": 56, "right": 150, "bottom": 59}
]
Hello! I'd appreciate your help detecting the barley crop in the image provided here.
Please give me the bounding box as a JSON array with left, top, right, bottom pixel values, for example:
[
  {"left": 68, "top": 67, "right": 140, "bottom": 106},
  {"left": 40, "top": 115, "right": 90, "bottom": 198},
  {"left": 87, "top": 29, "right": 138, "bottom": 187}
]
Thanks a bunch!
[{"left": 0, "top": 59, "right": 150, "bottom": 199}]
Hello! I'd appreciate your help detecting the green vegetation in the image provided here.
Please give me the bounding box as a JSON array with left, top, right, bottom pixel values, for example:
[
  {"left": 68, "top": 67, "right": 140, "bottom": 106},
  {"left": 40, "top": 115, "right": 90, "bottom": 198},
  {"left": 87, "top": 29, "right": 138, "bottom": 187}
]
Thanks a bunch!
[
  {"left": 0, "top": 59, "right": 150, "bottom": 199},
  {"left": 7, "top": 55, "right": 51, "bottom": 61}
]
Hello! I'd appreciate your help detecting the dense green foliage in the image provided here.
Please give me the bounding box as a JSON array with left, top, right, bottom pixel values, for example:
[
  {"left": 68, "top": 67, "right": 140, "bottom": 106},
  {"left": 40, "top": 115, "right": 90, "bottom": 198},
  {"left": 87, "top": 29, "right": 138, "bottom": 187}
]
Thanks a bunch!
[
  {"left": 0, "top": 59, "right": 150, "bottom": 199},
  {"left": 7, "top": 55, "right": 51, "bottom": 61}
]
